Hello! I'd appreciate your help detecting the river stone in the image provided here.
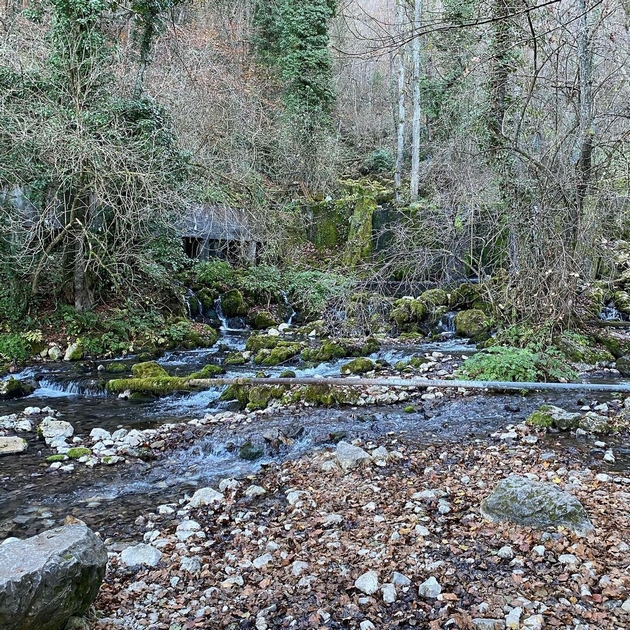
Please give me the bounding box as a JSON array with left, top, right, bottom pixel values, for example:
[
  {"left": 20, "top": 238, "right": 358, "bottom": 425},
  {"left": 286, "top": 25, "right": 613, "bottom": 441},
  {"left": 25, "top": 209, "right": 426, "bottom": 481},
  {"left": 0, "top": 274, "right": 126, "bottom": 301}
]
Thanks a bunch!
[
  {"left": 355, "top": 570, "right": 379, "bottom": 595},
  {"left": 39, "top": 418, "right": 74, "bottom": 444},
  {"left": 615, "top": 355, "right": 630, "bottom": 377},
  {"left": 578, "top": 412, "right": 611, "bottom": 434},
  {"left": 188, "top": 487, "right": 224, "bottom": 508},
  {"left": 0, "top": 524, "right": 107, "bottom": 630},
  {"left": 0, "top": 378, "right": 34, "bottom": 401},
  {"left": 336, "top": 441, "right": 372, "bottom": 472},
  {"left": 480, "top": 475, "right": 594, "bottom": 536},
  {"left": 48, "top": 346, "right": 62, "bottom": 361},
  {"left": 120, "top": 544, "right": 162, "bottom": 567},
  {"left": 63, "top": 343, "right": 83, "bottom": 362},
  {"left": 0, "top": 436, "right": 28, "bottom": 455},
  {"left": 418, "top": 576, "right": 442, "bottom": 598}
]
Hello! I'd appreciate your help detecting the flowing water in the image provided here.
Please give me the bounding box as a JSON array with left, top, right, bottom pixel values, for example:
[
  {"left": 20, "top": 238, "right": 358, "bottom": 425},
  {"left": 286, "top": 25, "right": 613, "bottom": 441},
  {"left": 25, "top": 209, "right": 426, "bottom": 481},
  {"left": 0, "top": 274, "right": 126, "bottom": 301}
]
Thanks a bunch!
[{"left": 1, "top": 332, "right": 629, "bottom": 542}]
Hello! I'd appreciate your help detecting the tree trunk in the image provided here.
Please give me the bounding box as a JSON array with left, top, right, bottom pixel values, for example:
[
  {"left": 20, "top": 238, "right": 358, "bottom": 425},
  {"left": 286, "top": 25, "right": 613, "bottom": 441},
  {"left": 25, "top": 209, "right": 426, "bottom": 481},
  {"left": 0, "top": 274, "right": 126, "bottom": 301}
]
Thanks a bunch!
[
  {"left": 394, "top": 0, "right": 406, "bottom": 201},
  {"left": 410, "top": 0, "right": 422, "bottom": 201}
]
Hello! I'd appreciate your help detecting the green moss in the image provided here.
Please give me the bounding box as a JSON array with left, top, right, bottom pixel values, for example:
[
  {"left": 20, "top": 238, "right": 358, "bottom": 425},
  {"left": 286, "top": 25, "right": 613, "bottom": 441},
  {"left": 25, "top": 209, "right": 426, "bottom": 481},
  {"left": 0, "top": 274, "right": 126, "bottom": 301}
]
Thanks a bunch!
[
  {"left": 246, "top": 334, "right": 280, "bottom": 353},
  {"left": 301, "top": 340, "right": 346, "bottom": 362},
  {"left": 526, "top": 406, "right": 554, "bottom": 428},
  {"left": 279, "top": 370, "right": 296, "bottom": 378},
  {"left": 46, "top": 454, "right": 66, "bottom": 462},
  {"left": 190, "top": 364, "right": 225, "bottom": 379},
  {"left": 182, "top": 325, "right": 219, "bottom": 349},
  {"left": 404, "top": 405, "right": 415, "bottom": 413},
  {"left": 224, "top": 352, "right": 247, "bottom": 366},
  {"left": 221, "top": 289, "right": 247, "bottom": 318},
  {"left": 219, "top": 384, "right": 251, "bottom": 407},
  {"left": 390, "top": 298, "right": 427, "bottom": 332},
  {"left": 454, "top": 309, "right": 493, "bottom": 339},
  {"left": 104, "top": 362, "right": 127, "bottom": 374},
  {"left": 251, "top": 310, "right": 280, "bottom": 330},
  {"left": 554, "top": 331, "right": 614, "bottom": 364},
  {"left": 107, "top": 377, "right": 195, "bottom": 396},
  {"left": 67, "top": 447, "right": 91, "bottom": 459},
  {"left": 340, "top": 357, "right": 376, "bottom": 374},
  {"left": 131, "top": 361, "right": 169, "bottom": 379},
  {"left": 255, "top": 343, "right": 303, "bottom": 366},
  {"left": 419, "top": 289, "right": 449, "bottom": 308},
  {"left": 0, "top": 377, "right": 34, "bottom": 400},
  {"left": 344, "top": 189, "right": 376, "bottom": 266},
  {"left": 448, "top": 283, "right": 481, "bottom": 309},
  {"left": 246, "top": 385, "right": 287, "bottom": 410}
]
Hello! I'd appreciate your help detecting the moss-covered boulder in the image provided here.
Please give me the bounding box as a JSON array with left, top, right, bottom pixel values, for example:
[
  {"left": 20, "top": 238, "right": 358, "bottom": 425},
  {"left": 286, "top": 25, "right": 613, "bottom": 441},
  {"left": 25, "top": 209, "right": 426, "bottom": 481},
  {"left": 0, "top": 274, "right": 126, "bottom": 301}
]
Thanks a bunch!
[
  {"left": 390, "top": 297, "right": 427, "bottom": 332},
  {"left": 526, "top": 404, "right": 581, "bottom": 430},
  {"left": 301, "top": 341, "right": 346, "bottom": 363},
  {"left": 614, "top": 290, "right": 630, "bottom": 315},
  {"left": 190, "top": 364, "right": 225, "bottom": 379},
  {"left": 246, "top": 334, "right": 280, "bottom": 353},
  {"left": 454, "top": 309, "right": 493, "bottom": 339},
  {"left": 104, "top": 362, "right": 127, "bottom": 374},
  {"left": 0, "top": 377, "right": 34, "bottom": 400},
  {"left": 182, "top": 324, "right": 218, "bottom": 349},
  {"left": 554, "top": 331, "right": 614, "bottom": 364},
  {"left": 279, "top": 370, "right": 296, "bottom": 378},
  {"left": 448, "top": 283, "right": 481, "bottom": 309},
  {"left": 131, "top": 362, "right": 169, "bottom": 379},
  {"left": 254, "top": 343, "right": 303, "bottom": 367},
  {"left": 419, "top": 288, "right": 449, "bottom": 308},
  {"left": 219, "top": 383, "right": 250, "bottom": 407},
  {"left": 224, "top": 352, "right": 247, "bottom": 366},
  {"left": 340, "top": 357, "right": 376, "bottom": 375},
  {"left": 64, "top": 342, "right": 83, "bottom": 361},
  {"left": 221, "top": 289, "right": 247, "bottom": 318},
  {"left": 481, "top": 475, "right": 593, "bottom": 536},
  {"left": 616, "top": 355, "right": 630, "bottom": 376},
  {"left": 67, "top": 447, "right": 91, "bottom": 459},
  {"left": 251, "top": 310, "right": 281, "bottom": 330},
  {"left": 578, "top": 412, "right": 611, "bottom": 434}
]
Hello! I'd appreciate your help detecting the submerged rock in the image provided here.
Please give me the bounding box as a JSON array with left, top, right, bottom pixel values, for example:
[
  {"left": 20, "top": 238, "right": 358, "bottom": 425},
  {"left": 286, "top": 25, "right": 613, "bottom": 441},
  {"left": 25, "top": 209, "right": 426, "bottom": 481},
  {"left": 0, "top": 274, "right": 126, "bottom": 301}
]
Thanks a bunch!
[
  {"left": 481, "top": 475, "right": 594, "bottom": 536},
  {"left": 0, "top": 524, "right": 107, "bottom": 630}
]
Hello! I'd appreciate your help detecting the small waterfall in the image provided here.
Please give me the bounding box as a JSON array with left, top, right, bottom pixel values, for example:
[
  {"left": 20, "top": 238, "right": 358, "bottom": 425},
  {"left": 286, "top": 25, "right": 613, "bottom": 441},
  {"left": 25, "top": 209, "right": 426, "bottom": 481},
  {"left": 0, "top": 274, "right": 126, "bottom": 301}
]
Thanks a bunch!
[
  {"left": 34, "top": 378, "right": 107, "bottom": 398},
  {"left": 184, "top": 289, "right": 204, "bottom": 320},
  {"left": 281, "top": 291, "right": 297, "bottom": 325},
  {"left": 436, "top": 311, "right": 457, "bottom": 338},
  {"left": 214, "top": 298, "right": 229, "bottom": 331},
  {"left": 599, "top": 304, "right": 628, "bottom": 321}
]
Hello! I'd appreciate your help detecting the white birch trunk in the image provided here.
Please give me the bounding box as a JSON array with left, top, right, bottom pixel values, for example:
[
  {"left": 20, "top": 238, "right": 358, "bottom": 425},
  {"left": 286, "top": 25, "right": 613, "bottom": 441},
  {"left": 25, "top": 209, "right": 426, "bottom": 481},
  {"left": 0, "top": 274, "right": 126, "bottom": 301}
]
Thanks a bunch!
[
  {"left": 410, "top": 0, "right": 422, "bottom": 201},
  {"left": 394, "top": 0, "right": 406, "bottom": 201}
]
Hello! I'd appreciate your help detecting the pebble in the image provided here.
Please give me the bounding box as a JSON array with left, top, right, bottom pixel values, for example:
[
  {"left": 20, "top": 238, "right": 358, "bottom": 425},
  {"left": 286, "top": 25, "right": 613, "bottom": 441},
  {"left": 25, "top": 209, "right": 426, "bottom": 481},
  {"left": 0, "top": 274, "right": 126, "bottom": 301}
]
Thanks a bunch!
[
  {"left": 415, "top": 525, "right": 430, "bottom": 537},
  {"left": 355, "top": 571, "right": 379, "bottom": 595},
  {"left": 120, "top": 544, "right": 162, "bottom": 567},
  {"left": 180, "top": 556, "right": 202, "bottom": 574},
  {"left": 391, "top": 572, "right": 411, "bottom": 587},
  {"left": 595, "top": 473, "right": 611, "bottom": 482},
  {"left": 497, "top": 545, "right": 514, "bottom": 559},
  {"left": 418, "top": 576, "right": 441, "bottom": 598},
  {"left": 522, "top": 614, "right": 543, "bottom": 629},
  {"left": 360, "top": 622, "right": 376, "bottom": 630},
  {"left": 381, "top": 583, "right": 396, "bottom": 604},
  {"left": 622, "top": 599, "right": 630, "bottom": 613},
  {"left": 253, "top": 553, "right": 273, "bottom": 569},
  {"left": 291, "top": 561, "right": 309, "bottom": 577},
  {"left": 603, "top": 449, "right": 615, "bottom": 463},
  {"left": 533, "top": 545, "right": 545, "bottom": 557},
  {"left": 188, "top": 487, "right": 224, "bottom": 508},
  {"left": 558, "top": 554, "right": 579, "bottom": 565},
  {"left": 244, "top": 485, "right": 266, "bottom": 497}
]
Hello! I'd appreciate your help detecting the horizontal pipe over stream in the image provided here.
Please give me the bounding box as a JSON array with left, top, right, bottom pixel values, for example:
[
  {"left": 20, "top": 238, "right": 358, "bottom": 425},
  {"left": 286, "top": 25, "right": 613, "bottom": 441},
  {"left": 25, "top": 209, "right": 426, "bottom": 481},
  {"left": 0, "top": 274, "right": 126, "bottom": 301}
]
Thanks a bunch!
[{"left": 187, "top": 376, "right": 630, "bottom": 394}]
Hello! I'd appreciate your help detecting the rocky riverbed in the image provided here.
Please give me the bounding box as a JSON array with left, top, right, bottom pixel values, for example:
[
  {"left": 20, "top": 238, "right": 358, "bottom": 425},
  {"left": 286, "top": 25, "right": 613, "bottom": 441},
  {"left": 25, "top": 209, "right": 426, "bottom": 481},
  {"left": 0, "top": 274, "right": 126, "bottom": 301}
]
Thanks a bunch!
[{"left": 92, "top": 419, "right": 630, "bottom": 630}]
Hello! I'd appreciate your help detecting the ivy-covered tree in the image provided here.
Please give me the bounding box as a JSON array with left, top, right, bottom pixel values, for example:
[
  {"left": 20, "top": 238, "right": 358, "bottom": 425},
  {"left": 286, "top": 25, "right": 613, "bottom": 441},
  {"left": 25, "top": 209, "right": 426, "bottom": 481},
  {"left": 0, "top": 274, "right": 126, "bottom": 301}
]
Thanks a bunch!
[{"left": 0, "top": 0, "right": 189, "bottom": 313}]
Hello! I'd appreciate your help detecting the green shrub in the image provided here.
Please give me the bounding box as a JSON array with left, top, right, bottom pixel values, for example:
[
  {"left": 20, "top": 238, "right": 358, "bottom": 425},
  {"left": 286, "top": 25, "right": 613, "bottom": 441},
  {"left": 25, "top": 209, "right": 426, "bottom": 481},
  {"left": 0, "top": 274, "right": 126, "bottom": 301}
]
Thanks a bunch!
[
  {"left": 457, "top": 346, "right": 576, "bottom": 383},
  {"left": 0, "top": 333, "right": 32, "bottom": 362},
  {"left": 194, "top": 260, "right": 235, "bottom": 289}
]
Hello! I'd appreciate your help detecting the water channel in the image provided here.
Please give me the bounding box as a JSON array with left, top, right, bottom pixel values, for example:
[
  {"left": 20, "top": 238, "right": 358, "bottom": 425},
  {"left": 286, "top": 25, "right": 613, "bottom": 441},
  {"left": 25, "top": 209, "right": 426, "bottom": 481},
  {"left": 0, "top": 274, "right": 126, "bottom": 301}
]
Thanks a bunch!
[{"left": 1, "top": 331, "right": 629, "bottom": 542}]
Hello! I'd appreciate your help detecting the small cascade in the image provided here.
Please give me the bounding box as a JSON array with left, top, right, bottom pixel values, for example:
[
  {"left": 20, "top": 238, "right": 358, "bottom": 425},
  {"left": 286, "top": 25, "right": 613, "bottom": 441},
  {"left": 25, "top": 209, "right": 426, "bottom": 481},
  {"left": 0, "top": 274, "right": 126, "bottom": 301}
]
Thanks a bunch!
[
  {"left": 213, "top": 298, "right": 248, "bottom": 332},
  {"left": 599, "top": 304, "right": 628, "bottom": 321},
  {"left": 184, "top": 289, "right": 204, "bottom": 321},
  {"left": 436, "top": 311, "right": 457, "bottom": 339},
  {"left": 281, "top": 291, "right": 297, "bottom": 326},
  {"left": 34, "top": 377, "right": 107, "bottom": 398}
]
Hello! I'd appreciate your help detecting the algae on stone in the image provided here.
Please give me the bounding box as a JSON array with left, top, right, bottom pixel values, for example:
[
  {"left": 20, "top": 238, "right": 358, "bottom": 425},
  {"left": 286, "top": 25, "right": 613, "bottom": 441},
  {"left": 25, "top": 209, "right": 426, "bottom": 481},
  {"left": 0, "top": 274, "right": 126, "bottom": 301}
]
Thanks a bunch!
[{"left": 341, "top": 357, "right": 376, "bottom": 375}]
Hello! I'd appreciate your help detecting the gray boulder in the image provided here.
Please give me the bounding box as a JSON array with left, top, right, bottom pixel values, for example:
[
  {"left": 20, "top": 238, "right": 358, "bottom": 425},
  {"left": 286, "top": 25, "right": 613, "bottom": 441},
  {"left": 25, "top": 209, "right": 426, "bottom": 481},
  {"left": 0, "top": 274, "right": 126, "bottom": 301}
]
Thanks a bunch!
[
  {"left": 0, "top": 378, "right": 34, "bottom": 401},
  {"left": 0, "top": 524, "right": 108, "bottom": 630},
  {"left": 481, "top": 475, "right": 594, "bottom": 536},
  {"left": 336, "top": 441, "right": 372, "bottom": 472}
]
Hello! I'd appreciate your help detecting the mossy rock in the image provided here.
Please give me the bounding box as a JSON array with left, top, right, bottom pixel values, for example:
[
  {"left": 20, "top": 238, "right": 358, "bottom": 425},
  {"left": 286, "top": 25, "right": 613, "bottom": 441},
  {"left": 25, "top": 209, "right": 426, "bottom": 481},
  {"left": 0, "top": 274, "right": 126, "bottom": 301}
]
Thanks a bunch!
[
  {"left": 340, "top": 357, "right": 376, "bottom": 375},
  {"left": 616, "top": 355, "right": 630, "bottom": 376},
  {"left": 104, "top": 362, "right": 127, "bottom": 374},
  {"left": 390, "top": 298, "right": 427, "bottom": 332},
  {"left": 224, "top": 352, "right": 247, "bottom": 366},
  {"left": 454, "top": 309, "right": 493, "bottom": 339},
  {"left": 190, "top": 364, "right": 225, "bottom": 379},
  {"left": 0, "top": 377, "right": 34, "bottom": 400},
  {"left": 46, "top": 454, "right": 66, "bottom": 462},
  {"left": 448, "top": 283, "right": 481, "bottom": 309},
  {"left": 554, "top": 331, "right": 614, "bottom": 364},
  {"left": 279, "top": 370, "right": 296, "bottom": 378},
  {"left": 239, "top": 440, "right": 265, "bottom": 461},
  {"left": 526, "top": 404, "right": 582, "bottom": 430},
  {"left": 301, "top": 341, "right": 346, "bottom": 363},
  {"left": 221, "top": 289, "right": 247, "bottom": 318},
  {"left": 246, "top": 334, "right": 280, "bottom": 353},
  {"left": 219, "top": 384, "right": 250, "bottom": 407},
  {"left": 67, "top": 447, "right": 91, "bottom": 459},
  {"left": 107, "top": 376, "right": 194, "bottom": 396},
  {"left": 254, "top": 343, "right": 303, "bottom": 367},
  {"left": 182, "top": 325, "right": 218, "bottom": 349},
  {"left": 614, "top": 290, "right": 630, "bottom": 315},
  {"left": 251, "top": 310, "right": 281, "bottom": 330},
  {"left": 578, "top": 412, "right": 611, "bottom": 434},
  {"left": 131, "top": 361, "right": 169, "bottom": 379},
  {"left": 246, "top": 385, "right": 287, "bottom": 411},
  {"left": 419, "top": 288, "right": 449, "bottom": 308},
  {"left": 289, "top": 384, "right": 360, "bottom": 407},
  {"left": 196, "top": 288, "right": 217, "bottom": 312}
]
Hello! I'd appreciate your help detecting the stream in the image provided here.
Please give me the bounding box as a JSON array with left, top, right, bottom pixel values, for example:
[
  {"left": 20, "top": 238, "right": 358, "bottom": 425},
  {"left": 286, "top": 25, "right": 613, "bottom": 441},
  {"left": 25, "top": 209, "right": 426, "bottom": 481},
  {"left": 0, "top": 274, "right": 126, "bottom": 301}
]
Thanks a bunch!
[{"left": 1, "top": 331, "right": 629, "bottom": 542}]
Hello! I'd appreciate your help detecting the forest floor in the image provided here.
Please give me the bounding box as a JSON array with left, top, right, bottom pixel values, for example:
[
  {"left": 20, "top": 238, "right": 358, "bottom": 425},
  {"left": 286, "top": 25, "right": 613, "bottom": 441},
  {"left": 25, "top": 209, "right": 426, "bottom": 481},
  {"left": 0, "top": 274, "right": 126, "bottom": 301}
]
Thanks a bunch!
[{"left": 92, "top": 418, "right": 630, "bottom": 630}]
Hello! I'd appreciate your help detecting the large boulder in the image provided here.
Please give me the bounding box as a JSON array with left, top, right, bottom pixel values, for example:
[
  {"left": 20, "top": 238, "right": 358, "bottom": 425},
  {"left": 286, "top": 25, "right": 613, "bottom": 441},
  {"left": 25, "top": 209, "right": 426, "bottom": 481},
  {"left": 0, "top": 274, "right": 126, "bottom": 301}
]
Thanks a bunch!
[
  {"left": 0, "top": 524, "right": 108, "bottom": 630},
  {"left": 0, "top": 436, "right": 28, "bottom": 455},
  {"left": 481, "top": 475, "right": 594, "bottom": 536},
  {"left": 454, "top": 309, "right": 493, "bottom": 339},
  {"left": 615, "top": 355, "right": 630, "bottom": 377}
]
